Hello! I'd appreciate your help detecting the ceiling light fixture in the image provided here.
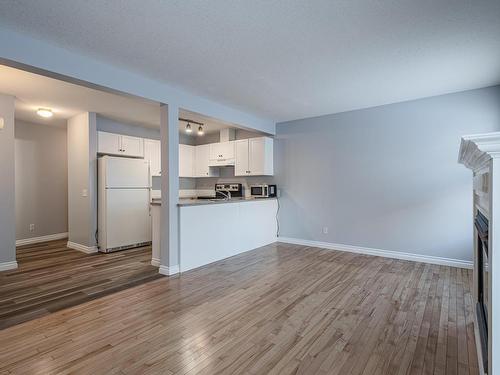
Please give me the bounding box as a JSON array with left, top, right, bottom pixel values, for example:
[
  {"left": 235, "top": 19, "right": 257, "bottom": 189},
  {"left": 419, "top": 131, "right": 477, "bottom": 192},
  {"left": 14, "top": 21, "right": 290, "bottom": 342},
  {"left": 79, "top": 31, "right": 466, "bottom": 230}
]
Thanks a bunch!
[
  {"left": 37, "top": 108, "right": 53, "bottom": 118},
  {"left": 197, "top": 125, "right": 204, "bottom": 136},
  {"left": 185, "top": 122, "right": 192, "bottom": 133}
]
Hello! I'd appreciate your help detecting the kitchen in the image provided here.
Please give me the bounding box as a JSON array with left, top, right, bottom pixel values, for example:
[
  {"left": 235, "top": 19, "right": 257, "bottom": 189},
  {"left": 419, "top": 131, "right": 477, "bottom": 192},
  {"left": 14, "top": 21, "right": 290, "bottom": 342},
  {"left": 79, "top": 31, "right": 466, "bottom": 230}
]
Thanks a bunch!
[{"left": 150, "top": 111, "right": 278, "bottom": 273}]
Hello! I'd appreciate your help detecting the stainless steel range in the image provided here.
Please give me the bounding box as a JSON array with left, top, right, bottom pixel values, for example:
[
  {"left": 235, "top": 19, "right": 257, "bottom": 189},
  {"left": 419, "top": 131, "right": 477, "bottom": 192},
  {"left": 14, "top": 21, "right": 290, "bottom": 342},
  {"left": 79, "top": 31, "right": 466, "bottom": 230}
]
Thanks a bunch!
[{"left": 215, "top": 183, "right": 243, "bottom": 199}]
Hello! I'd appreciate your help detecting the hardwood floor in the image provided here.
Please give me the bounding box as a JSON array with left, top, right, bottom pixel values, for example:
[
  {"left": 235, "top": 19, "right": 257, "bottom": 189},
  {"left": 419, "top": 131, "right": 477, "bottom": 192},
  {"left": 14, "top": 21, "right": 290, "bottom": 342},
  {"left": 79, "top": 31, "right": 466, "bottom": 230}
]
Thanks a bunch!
[
  {"left": 0, "top": 242, "right": 478, "bottom": 374},
  {"left": 0, "top": 239, "right": 162, "bottom": 330}
]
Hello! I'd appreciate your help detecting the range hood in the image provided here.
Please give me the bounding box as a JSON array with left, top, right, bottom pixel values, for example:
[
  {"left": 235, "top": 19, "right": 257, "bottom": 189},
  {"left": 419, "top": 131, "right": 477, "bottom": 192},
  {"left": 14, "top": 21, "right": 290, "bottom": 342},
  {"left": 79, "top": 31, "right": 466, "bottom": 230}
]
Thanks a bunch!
[{"left": 208, "top": 129, "right": 236, "bottom": 167}]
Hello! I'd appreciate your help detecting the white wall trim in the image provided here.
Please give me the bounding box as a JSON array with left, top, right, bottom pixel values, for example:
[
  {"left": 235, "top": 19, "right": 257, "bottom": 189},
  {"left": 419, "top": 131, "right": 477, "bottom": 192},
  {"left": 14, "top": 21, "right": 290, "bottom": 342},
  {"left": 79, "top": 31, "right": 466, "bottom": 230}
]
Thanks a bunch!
[
  {"left": 67, "top": 241, "right": 98, "bottom": 254},
  {"left": 159, "top": 264, "right": 180, "bottom": 276},
  {"left": 151, "top": 257, "right": 161, "bottom": 267},
  {"left": 278, "top": 237, "right": 473, "bottom": 269},
  {"left": 16, "top": 232, "right": 68, "bottom": 246},
  {"left": 0, "top": 261, "right": 18, "bottom": 271}
]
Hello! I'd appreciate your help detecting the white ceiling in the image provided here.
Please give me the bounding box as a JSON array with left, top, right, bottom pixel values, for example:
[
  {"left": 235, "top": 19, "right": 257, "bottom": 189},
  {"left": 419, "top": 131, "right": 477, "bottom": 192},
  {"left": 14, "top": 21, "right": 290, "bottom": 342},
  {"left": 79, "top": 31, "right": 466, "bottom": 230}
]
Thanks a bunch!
[
  {"left": 0, "top": 64, "right": 161, "bottom": 128},
  {"left": 0, "top": 1, "right": 499, "bottom": 122},
  {"left": 0, "top": 64, "right": 246, "bottom": 134}
]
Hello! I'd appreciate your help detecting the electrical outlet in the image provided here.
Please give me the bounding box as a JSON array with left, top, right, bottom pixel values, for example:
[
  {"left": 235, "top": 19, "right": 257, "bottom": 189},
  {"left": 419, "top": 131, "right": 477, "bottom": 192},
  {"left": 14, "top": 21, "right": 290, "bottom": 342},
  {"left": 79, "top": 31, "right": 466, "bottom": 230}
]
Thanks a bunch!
[
  {"left": 322, "top": 227, "right": 328, "bottom": 234},
  {"left": 29, "top": 224, "right": 35, "bottom": 232}
]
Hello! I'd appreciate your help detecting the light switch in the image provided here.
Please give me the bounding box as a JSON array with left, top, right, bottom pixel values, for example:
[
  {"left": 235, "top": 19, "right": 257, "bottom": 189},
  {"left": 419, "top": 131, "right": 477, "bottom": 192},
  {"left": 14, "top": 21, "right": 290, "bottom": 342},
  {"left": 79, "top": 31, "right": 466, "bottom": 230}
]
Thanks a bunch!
[
  {"left": 0, "top": 117, "right": 4, "bottom": 130},
  {"left": 82, "top": 189, "right": 88, "bottom": 197}
]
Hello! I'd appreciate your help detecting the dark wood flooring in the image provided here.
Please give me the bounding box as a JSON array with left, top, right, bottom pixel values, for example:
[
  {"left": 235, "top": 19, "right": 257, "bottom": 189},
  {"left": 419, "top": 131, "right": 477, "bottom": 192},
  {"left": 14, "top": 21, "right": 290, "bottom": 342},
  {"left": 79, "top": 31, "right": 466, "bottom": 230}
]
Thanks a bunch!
[
  {"left": 0, "top": 239, "right": 162, "bottom": 330},
  {"left": 0, "top": 242, "right": 478, "bottom": 374}
]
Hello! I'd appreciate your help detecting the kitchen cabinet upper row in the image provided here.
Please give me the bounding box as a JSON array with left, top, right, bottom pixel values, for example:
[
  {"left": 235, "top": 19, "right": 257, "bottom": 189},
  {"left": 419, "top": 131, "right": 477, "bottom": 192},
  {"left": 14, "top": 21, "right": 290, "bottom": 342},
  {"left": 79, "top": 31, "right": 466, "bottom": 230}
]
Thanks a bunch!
[{"left": 98, "top": 131, "right": 273, "bottom": 178}]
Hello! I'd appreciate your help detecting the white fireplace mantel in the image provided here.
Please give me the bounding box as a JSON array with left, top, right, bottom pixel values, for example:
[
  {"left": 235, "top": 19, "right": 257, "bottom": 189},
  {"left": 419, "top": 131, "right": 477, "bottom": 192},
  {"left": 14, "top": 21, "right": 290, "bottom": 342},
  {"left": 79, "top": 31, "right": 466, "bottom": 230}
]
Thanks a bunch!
[
  {"left": 459, "top": 131, "right": 500, "bottom": 375},
  {"left": 459, "top": 132, "right": 500, "bottom": 171}
]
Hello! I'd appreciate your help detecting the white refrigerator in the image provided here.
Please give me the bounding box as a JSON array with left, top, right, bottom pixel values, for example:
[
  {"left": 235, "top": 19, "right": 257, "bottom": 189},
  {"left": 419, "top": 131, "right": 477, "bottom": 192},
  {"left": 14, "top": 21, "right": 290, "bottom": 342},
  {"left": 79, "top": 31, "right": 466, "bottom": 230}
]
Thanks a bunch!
[{"left": 98, "top": 156, "right": 151, "bottom": 253}]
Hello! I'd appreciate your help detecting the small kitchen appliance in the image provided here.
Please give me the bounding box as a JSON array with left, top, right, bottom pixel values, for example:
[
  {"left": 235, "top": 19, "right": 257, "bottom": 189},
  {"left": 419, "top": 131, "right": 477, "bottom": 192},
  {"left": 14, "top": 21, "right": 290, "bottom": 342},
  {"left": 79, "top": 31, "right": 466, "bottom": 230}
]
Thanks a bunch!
[{"left": 250, "top": 184, "right": 277, "bottom": 198}]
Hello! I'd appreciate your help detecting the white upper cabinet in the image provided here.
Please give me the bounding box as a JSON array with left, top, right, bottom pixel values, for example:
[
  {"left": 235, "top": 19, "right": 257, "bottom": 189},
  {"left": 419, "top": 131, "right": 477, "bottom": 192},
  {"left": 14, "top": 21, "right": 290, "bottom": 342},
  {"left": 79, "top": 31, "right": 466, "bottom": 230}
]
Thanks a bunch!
[
  {"left": 120, "top": 135, "right": 144, "bottom": 158},
  {"left": 235, "top": 139, "right": 250, "bottom": 176},
  {"left": 97, "top": 131, "right": 121, "bottom": 155},
  {"left": 209, "top": 141, "right": 235, "bottom": 166},
  {"left": 179, "top": 144, "right": 195, "bottom": 177},
  {"left": 235, "top": 137, "right": 273, "bottom": 176},
  {"left": 195, "top": 144, "right": 219, "bottom": 178},
  {"left": 144, "top": 139, "right": 161, "bottom": 177},
  {"left": 98, "top": 131, "right": 144, "bottom": 158}
]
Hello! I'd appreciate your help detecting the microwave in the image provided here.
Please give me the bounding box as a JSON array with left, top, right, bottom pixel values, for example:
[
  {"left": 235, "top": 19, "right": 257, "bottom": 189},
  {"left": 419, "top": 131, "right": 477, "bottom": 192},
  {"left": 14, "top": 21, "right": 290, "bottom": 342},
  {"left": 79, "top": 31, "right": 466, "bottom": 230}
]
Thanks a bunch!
[{"left": 250, "top": 184, "right": 277, "bottom": 198}]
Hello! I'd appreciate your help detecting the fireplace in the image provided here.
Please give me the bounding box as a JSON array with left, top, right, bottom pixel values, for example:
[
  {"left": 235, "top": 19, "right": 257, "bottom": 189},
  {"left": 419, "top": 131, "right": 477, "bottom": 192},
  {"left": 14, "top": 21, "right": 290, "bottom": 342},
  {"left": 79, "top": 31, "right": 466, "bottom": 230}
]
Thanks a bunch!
[{"left": 474, "top": 210, "right": 489, "bottom": 371}]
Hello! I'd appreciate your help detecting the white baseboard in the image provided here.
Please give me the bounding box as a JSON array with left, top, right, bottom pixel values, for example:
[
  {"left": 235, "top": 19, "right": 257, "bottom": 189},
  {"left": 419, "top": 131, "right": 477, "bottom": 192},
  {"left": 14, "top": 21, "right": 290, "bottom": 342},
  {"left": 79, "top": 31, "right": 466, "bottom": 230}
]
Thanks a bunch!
[
  {"left": 0, "top": 261, "right": 18, "bottom": 271},
  {"left": 151, "top": 257, "right": 161, "bottom": 267},
  {"left": 16, "top": 232, "right": 68, "bottom": 246},
  {"left": 278, "top": 237, "right": 473, "bottom": 269},
  {"left": 67, "top": 241, "right": 98, "bottom": 254},
  {"left": 159, "top": 264, "right": 180, "bottom": 276}
]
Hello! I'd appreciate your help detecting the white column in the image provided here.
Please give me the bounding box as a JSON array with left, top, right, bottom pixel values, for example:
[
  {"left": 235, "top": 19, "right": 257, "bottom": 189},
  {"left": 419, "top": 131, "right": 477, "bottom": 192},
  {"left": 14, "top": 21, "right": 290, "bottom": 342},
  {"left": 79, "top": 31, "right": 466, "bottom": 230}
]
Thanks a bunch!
[
  {"left": 489, "top": 157, "right": 500, "bottom": 375},
  {"left": 0, "top": 94, "right": 17, "bottom": 270},
  {"left": 159, "top": 103, "right": 180, "bottom": 274}
]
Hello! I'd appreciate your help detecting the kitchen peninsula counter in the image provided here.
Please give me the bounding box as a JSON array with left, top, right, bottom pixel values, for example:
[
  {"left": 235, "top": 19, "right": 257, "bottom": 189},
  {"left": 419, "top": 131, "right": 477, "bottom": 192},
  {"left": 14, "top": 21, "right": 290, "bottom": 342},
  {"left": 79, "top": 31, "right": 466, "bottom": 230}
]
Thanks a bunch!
[{"left": 150, "top": 197, "right": 278, "bottom": 272}]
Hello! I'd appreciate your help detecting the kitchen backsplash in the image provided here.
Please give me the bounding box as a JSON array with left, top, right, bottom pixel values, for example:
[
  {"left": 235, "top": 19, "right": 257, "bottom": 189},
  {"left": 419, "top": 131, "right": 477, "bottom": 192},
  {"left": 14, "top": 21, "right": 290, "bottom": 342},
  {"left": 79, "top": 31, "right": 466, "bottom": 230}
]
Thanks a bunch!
[
  {"left": 195, "top": 167, "right": 275, "bottom": 197},
  {"left": 153, "top": 168, "right": 275, "bottom": 198}
]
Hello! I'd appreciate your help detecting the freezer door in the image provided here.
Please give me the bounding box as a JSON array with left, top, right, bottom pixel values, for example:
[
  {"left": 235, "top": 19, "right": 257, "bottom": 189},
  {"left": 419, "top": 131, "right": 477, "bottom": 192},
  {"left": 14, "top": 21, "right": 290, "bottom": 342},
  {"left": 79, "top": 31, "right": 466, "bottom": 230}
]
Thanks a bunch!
[
  {"left": 104, "top": 189, "right": 151, "bottom": 250},
  {"left": 105, "top": 157, "right": 150, "bottom": 188}
]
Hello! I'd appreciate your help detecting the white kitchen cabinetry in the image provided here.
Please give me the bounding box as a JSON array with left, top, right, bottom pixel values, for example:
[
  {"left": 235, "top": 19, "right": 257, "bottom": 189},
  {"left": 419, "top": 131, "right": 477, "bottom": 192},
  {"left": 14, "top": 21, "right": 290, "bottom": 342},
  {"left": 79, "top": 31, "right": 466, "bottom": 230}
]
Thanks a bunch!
[
  {"left": 97, "top": 131, "right": 121, "bottom": 155},
  {"left": 179, "top": 144, "right": 195, "bottom": 177},
  {"left": 179, "top": 199, "right": 278, "bottom": 272},
  {"left": 195, "top": 144, "right": 219, "bottom": 177},
  {"left": 121, "top": 135, "right": 144, "bottom": 157},
  {"left": 235, "top": 139, "right": 249, "bottom": 176},
  {"left": 209, "top": 141, "right": 235, "bottom": 166},
  {"left": 235, "top": 137, "right": 273, "bottom": 176},
  {"left": 144, "top": 139, "right": 161, "bottom": 177},
  {"left": 97, "top": 131, "right": 144, "bottom": 158}
]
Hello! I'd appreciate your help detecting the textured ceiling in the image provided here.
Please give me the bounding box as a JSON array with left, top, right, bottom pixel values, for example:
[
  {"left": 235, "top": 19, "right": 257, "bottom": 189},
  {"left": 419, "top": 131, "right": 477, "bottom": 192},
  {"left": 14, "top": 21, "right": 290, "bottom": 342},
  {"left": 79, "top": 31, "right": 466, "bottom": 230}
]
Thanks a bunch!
[
  {"left": 0, "top": 64, "right": 243, "bottom": 133},
  {"left": 0, "top": 64, "right": 160, "bottom": 128},
  {"left": 0, "top": 0, "right": 499, "bottom": 122}
]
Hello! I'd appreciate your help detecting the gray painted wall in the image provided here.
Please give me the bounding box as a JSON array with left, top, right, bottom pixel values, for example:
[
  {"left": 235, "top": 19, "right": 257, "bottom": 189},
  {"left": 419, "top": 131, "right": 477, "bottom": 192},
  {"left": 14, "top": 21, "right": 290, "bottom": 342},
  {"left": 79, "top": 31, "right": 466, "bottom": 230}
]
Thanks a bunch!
[
  {"left": 67, "top": 112, "right": 97, "bottom": 247},
  {"left": 275, "top": 86, "right": 500, "bottom": 262},
  {"left": 96, "top": 115, "right": 160, "bottom": 140},
  {"left": 0, "top": 94, "right": 16, "bottom": 265},
  {"left": 15, "top": 120, "right": 68, "bottom": 240}
]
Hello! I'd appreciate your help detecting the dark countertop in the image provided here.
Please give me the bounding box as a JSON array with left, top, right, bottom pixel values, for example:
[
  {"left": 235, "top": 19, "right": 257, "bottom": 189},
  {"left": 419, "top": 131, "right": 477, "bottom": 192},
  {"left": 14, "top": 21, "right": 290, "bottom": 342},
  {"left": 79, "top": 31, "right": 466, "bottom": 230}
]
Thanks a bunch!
[{"left": 151, "top": 197, "right": 277, "bottom": 207}]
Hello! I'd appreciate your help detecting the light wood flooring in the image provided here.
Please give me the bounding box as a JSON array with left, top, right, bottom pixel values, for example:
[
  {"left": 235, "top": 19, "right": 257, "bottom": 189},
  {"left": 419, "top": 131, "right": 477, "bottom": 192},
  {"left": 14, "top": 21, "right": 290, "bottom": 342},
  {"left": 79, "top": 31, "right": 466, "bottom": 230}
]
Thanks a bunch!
[
  {"left": 0, "top": 242, "right": 478, "bottom": 374},
  {"left": 0, "top": 239, "right": 162, "bottom": 330}
]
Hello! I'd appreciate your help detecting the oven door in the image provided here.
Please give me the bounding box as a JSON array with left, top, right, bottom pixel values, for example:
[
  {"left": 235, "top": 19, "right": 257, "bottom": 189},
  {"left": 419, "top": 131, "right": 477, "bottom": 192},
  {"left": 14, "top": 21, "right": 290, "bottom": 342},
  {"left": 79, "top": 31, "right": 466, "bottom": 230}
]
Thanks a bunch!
[{"left": 250, "top": 186, "right": 267, "bottom": 197}]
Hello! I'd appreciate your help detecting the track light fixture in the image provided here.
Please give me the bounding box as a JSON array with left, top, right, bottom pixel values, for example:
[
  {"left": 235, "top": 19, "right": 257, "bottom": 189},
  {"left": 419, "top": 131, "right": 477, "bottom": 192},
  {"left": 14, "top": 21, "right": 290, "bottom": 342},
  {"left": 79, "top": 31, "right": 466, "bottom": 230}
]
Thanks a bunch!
[{"left": 179, "top": 117, "right": 204, "bottom": 136}]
